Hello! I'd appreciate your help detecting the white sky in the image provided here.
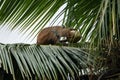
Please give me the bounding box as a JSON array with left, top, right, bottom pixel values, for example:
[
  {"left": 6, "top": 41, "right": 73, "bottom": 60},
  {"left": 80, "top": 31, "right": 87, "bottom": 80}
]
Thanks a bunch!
[
  {"left": 0, "top": 28, "right": 25, "bottom": 44},
  {"left": 0, "top": 4, "right": 66, "bottom": 44}
]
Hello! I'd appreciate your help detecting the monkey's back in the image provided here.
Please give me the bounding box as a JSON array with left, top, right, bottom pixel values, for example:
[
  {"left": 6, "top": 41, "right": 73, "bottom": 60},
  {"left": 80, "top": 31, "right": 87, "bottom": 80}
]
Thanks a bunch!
[{"left": 37, "top": 26, "right": 65, "bottom": 45}]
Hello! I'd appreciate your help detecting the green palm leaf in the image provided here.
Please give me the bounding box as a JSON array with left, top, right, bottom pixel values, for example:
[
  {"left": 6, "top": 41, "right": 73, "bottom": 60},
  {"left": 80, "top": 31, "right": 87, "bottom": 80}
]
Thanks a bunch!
[
  {"left": 0, "top": 0, "right": 120, "bottom": 79},
  {"left": 0, "top": 43, "right": 92, "bottom": 80}
]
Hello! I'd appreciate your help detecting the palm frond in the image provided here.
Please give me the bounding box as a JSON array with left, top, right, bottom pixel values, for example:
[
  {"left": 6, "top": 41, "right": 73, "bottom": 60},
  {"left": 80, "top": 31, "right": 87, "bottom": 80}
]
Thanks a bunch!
[
  {"left": 1, "top": 0, "right": 120, "bottom": 79},
  {"left": 0, "top": 43, "right": 92, "bottom": 80},
  {"left": 0, "top": 0, "right": 66, "bottom": 40}
]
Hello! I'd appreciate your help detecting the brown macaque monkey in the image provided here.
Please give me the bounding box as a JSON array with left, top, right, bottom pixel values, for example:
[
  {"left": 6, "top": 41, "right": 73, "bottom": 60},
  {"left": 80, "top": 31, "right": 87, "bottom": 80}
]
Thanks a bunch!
[{"left": 37, "top": 26, "right": 81, "bottom": 45}]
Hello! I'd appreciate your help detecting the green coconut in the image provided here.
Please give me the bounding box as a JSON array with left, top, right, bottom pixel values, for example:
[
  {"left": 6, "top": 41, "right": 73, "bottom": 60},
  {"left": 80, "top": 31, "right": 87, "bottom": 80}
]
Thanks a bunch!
[{"left": 68, "top": 30, "right": 81, "bottom": 43}]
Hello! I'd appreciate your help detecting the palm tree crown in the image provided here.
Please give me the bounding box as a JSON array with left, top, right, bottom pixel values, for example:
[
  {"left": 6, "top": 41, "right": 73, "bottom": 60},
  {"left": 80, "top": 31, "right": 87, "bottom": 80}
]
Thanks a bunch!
[{"left": 0, "top": 0, "right": 120, "bottom": 80}]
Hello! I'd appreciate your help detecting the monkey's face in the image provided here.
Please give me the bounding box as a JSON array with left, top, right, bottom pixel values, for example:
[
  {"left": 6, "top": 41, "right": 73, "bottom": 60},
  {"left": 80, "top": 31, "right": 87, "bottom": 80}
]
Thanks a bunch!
[{"left": 67, "top": 30, "right": 81, "bottom": 43}]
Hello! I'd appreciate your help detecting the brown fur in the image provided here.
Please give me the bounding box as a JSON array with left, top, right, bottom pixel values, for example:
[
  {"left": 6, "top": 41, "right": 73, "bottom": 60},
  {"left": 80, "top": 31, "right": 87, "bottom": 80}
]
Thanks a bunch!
[{"left": 37, "top": 26, "right": 80, "bottom": 45}]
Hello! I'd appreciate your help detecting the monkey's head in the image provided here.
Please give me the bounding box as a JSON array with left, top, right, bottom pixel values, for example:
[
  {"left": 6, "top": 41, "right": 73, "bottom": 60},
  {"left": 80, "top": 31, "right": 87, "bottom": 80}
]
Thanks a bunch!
[{"left": 67, "top": 29, "right": 82, "bottom": 43}]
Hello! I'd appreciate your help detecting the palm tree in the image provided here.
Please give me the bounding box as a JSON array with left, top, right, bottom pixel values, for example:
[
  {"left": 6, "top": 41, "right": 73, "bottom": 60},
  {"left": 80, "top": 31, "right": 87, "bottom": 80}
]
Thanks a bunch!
[{"left": 0, "top": 0, "right": 120, "bottom": 80}]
